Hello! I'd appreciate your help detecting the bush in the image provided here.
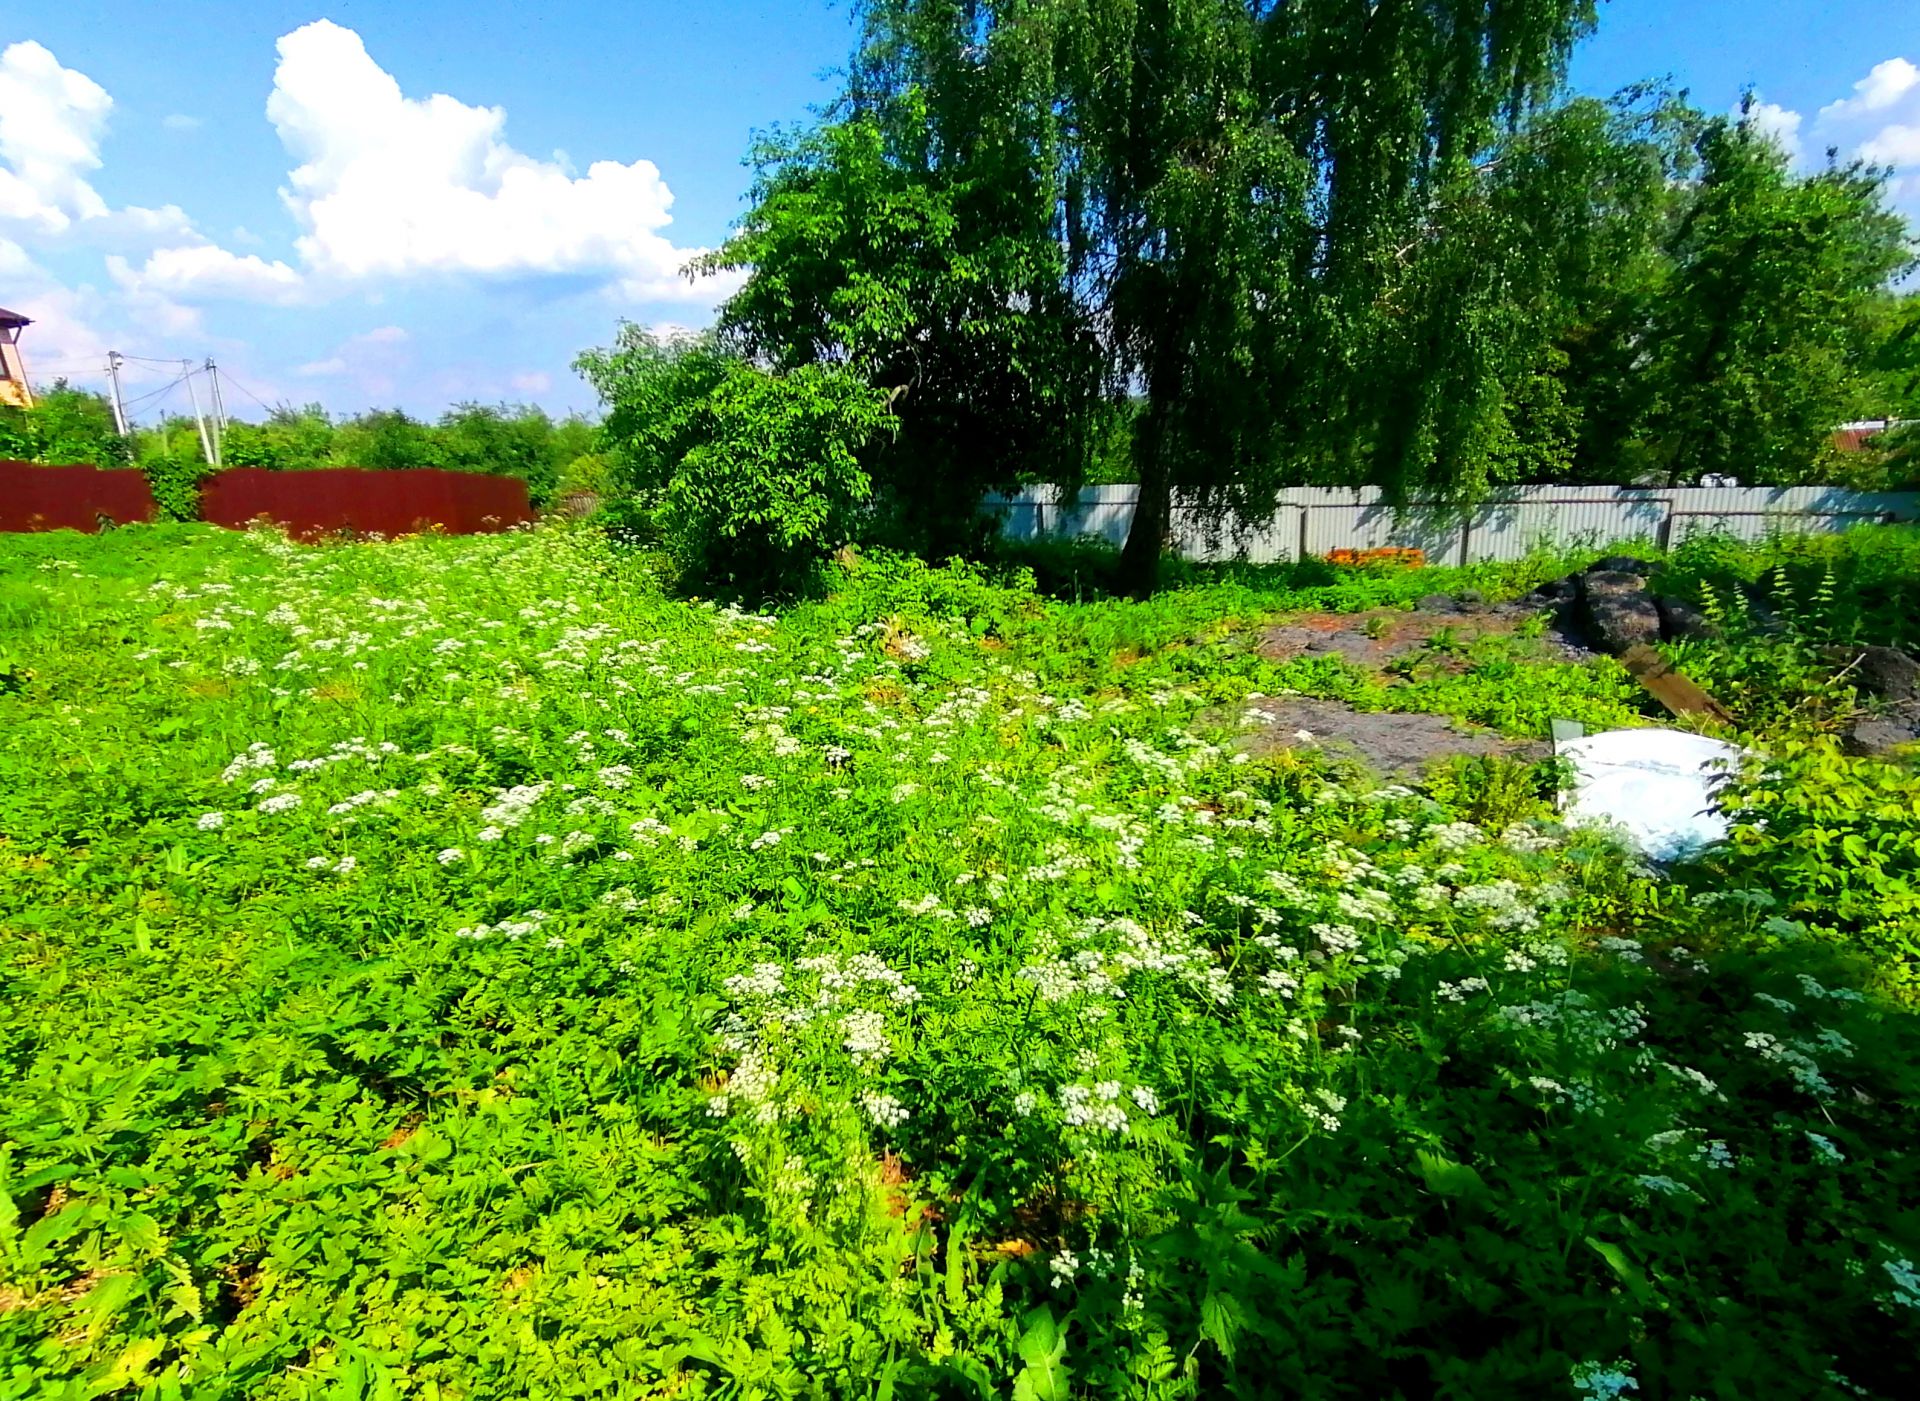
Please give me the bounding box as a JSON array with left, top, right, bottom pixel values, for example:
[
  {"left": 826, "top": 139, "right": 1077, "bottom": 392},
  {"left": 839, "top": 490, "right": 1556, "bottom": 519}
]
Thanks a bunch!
[
  {"left": 138, "top": 455, "right": 215, "bottom": 522},
  {"left": 663, "top": 364, "right": 895, "bottom": 593},
  {"left": 1709, "top": 737, "right": 1920, "bottom": 993},
  {"left": 576, "top": 327, "right": 896, "bottom": 595}
]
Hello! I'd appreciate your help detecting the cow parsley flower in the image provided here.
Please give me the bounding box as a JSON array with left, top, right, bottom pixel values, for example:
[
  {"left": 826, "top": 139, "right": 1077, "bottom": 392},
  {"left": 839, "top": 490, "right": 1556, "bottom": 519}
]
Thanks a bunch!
[{"left": 1571, "top": 1359, "right": 1639, "bottom": 1398}]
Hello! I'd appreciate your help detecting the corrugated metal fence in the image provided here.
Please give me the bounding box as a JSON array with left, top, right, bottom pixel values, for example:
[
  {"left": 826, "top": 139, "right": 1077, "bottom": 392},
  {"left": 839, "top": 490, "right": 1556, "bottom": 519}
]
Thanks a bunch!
[
  {"left": 988, "top": 484, "right": 1920, "bottom": 564},
  {"left": 0, "top": 460, "right": 156, "bottom": 531},
  {"left": 1, "top": 463, "right": 533, "bottom": 536}
]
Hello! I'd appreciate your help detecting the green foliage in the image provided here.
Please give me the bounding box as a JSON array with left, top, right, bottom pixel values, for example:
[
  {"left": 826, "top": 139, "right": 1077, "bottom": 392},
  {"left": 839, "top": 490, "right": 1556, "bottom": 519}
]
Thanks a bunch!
[
  {"left": 1, "top": 526, "right": 1918, "bottom": 1397},
  {"left": 0, "top": 383, "right": 131, "bottom": 467},
  {"left": 577, "top": 328, "right": 897, "bottom": 593},
  {"left": 698, "top": 13, "right": 1915, "bottom": 588},
  {"left": 665, "top": 362, "right": 896, "bottom": 593},
  {"left": 2, "top": 389, "right": 585, "bottom": 510},
  {"left": 1711, "top": 737, "right": 1920, "bottom": 992},
  {"left": 1654, "top": 526, "right": 1920, "bottom": 730},
  {"left": 221, "top": 405, "right": 337, "bottom": 472},
  {"left": 436, "top": 403, "right": 592, "bottom": 508},
  {"left": 701, "top": 108, "right": 1104, "bottom": 554},
  {"left": 1630, "top": 110, "right": 1915, "bottom": 486}
]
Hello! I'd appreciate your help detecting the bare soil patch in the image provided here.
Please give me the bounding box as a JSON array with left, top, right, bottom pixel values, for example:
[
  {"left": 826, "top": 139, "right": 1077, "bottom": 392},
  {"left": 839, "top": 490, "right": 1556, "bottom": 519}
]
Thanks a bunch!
[{"left": 1223, "top": 696, "right": 1548, "bottom": 778}]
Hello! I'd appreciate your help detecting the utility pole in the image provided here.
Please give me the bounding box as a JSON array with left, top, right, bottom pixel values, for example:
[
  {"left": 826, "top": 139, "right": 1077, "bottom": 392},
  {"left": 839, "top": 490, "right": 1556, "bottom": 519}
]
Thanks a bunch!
[
  {"left": 205, "top": 359, "right": 229, "bottom": 433},
  {"left": 105, "top": 352, "right": 129, "bottom": 435},
  {"left": 204, "top": 358, "right": 228, "bottom": 464},
  {"left": 183, "top": 359, "right": 215, "bottom": 465}
]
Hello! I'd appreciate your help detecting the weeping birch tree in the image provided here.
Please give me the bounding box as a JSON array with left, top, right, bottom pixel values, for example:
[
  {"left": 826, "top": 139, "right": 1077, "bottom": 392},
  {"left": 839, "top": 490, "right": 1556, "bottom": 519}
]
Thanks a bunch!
[{"left": 711, "top": 1, "right": 1603, "bottom": 587}]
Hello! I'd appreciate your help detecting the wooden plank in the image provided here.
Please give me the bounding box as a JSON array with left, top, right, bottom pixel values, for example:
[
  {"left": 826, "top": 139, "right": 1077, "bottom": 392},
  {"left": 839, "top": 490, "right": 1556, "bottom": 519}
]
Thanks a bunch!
[{"left": 1618, "top": 643, "right": 1735, "bottom": 725}]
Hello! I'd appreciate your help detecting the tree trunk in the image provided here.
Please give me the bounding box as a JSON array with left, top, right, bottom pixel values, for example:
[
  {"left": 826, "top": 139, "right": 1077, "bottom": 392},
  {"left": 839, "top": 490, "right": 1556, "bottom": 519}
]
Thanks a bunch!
[{"left": 1117, "top": 449, "right": 1171, "bottom": 597}]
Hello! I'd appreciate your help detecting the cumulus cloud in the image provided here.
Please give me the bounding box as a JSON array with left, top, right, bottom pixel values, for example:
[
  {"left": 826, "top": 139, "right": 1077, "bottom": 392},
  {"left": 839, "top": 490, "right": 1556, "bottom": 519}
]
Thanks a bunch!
[
  {"left": 1861, "top": 124, "right": 1920, "bottom": 168},
  {"left": 110, "top": 245, "right": 304, "bottom": 303},
  {"left": 258, "top": 20, "right": 716, "bottom": 298},
  {"left": 289, "top": 325, "right": 414, "bottom": 394},
  {"left": 0, "top": 40, "right": 112, "bottom": 231},
  {"left": 1745, "top": 99, "right": 1804, "bottom": 163},
  {"left": 0, "top": 40, "right": 191, "bottom": 243},
  {"left": 110, "top": 20, "right": 733, "bottom": 314},
  {"left": 1819, "top": 58, "right": 1920, "bottom": 122}
]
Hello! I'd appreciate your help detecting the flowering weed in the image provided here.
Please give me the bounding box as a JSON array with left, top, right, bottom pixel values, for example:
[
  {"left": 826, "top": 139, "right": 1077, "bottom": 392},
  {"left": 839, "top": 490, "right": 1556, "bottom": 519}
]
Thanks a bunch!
[{"left": 0, "top": 524, "right": 1916, "bottom": 1398}]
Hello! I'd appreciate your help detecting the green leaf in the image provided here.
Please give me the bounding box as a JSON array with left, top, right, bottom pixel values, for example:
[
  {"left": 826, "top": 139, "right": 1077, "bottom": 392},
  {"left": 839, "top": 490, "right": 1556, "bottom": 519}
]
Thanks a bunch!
[
  {"left": 1586, "top": 1236, "right": 1644, "bottom": 1290},
  {"left": 1416, "top": 1150, "right": 1487, "bottom": 1198},
  {"left": 1012, "top": 1306, "right": 1069, "bottom": 1401}
]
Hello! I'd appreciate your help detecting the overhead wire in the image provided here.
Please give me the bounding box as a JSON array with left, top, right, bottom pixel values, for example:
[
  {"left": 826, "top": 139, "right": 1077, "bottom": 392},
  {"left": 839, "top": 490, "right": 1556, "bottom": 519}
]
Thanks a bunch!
[
  {"left": 215, "top": 370, "right": 282, "bottom": 417},
  {"left": 121, "top": 370, "right": 190, "bottom": 416}
]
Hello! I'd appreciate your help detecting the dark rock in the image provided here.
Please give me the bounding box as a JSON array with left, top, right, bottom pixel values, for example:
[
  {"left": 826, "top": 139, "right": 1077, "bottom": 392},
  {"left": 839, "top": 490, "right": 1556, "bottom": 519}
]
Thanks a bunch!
[
  {"left": 1255, "top": 626, "right": 1323, "bottom": 660},
  {"left": 1581, "top": 569, "right": 1650, "bottom": 600},
  {"left": 1738, "top": 586, "right": 1789, "bottom": 635},
  {"left": 1528, "top": 577, "right": 1579, "bottom": 603},
  {"left": 1455, "top": 588, "right": 1488, "bottom": 613},
  {"left": 1845, "top": 645, "right": 1920, "bottom": 703},
  {"left": 1302, "top": 632, "right": 1388, "bottom": 665},
  {"left": 1844, "top": 702, "right": 1920, "bottom": 758},
  {"left": 1582, "top": 591, "right": 1658, "bottom": 656},
  {"left": 1416, "top": 593, "right": 1459, "bottom": 614},
  {"left": 1217, "top": 696, "right": 1548, "bottom": 779},
  {"left": 1591, "top": 554, "right": 1655, "bottom": 577},
  {"left": 1656, "top": 596, "right": 1715, "bottom": 641}
]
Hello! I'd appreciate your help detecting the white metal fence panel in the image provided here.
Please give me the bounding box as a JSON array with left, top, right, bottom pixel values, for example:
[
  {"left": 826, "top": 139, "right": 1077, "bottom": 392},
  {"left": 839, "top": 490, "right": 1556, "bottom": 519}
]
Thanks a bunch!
[{"left": 984, "top": 484, "right": 1920, "bottom": 563}]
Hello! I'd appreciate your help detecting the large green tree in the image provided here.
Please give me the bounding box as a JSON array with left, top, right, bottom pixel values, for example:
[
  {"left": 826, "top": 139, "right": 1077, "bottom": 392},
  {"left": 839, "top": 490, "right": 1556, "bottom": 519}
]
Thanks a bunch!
[
  {"left": 1628, "top": 110, "right": 1914, "bottom": 485},
  {"left": 713, "top": 1, "right": 1601, "bottom": 587},
  {"left": 701, "top": 64, "right": 1103, "bottom": 554}
]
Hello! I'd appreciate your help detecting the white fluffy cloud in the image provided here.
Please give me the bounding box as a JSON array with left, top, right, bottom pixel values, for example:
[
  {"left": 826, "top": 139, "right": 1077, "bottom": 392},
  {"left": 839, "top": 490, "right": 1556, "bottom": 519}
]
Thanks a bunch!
[
  {"left": 1746, "top": 99, "right": 1804, "bottom": 162},
  {"left": 112, "top": 20, "right": 729, "bottom": 309},
  {"left": 263, "top": 20, "right": 710, "bottom": 296},
  {"left": 109, "top": 245, "right": 304, "bottom": 304},
  {"left": 0, "top": 40, "right": 191, "bottom": 243},
  {"left": 0, "top": 40, "right": 111, "bottom": 230},
  {"left": 1812, "top": 56, "right": 1920, "bottom": 198},
  {"left": 1861, "top": 124, "right": 1920, "bottom": 168},
  {"left": 1819, "top": 58, "right": 1920, "bottom": 122}
]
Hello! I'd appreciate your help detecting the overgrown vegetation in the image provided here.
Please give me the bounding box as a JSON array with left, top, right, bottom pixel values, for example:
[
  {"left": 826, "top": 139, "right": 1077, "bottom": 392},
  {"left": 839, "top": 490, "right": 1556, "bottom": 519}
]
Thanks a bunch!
[{"left": 2, "top": 523, "right": 1917, "bottom": 1399}]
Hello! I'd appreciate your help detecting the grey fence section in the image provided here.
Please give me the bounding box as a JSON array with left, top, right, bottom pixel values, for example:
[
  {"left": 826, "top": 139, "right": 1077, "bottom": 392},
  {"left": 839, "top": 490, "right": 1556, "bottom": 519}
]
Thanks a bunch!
[{"left": 987, "top": 484, "right": 1920, "bottom": 564}]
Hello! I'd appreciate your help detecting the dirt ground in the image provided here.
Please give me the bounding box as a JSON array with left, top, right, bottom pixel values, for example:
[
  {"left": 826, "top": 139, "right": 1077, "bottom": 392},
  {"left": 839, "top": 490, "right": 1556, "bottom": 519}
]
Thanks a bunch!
[
  {"left": 1223, "top": 696, "right": 1549, "bottom": 777},
  {"left": 1254, "top": 598, "right": 1598, "bottom": 669},
  {"left": 1205, "top": 593, "right": 1589, "bottom": 777}
]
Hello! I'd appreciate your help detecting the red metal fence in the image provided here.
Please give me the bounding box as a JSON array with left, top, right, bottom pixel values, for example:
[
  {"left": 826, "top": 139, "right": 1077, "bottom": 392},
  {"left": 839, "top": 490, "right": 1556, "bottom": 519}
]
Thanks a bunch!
[
  {"left": 0, "top": 460, "right": 157, "bottom": 531},
  {"left": 199, "top": 468, "right": 533, "bottom": 539},
  {"left": 0, "top": 464, "right": 535, "bottom": 537}
]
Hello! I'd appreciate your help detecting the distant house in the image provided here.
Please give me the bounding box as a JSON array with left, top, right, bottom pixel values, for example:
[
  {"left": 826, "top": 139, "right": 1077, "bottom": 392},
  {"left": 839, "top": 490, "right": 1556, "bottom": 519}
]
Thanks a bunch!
[
  {"left": 0, "top": 306, "right": 32, "bottom": 409},
  {"left": 1833, "top": 419, "right": 1914, "bottom": 452}
]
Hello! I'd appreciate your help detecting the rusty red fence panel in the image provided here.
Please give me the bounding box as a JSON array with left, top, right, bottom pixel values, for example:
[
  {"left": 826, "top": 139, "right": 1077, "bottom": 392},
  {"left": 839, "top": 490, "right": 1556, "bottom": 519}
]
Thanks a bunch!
[
  {"left": 0, "top": 460, "right": 158, "bottom": 532},
  {"left": 199, "top": 468, "right": 534, "bottom": 538}
]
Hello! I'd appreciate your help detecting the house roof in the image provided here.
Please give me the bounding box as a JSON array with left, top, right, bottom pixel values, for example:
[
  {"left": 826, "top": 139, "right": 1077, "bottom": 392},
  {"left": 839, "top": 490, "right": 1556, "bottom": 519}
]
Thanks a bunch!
[{"left": 0, "top": 306, "right": 31, "bottom": 329}]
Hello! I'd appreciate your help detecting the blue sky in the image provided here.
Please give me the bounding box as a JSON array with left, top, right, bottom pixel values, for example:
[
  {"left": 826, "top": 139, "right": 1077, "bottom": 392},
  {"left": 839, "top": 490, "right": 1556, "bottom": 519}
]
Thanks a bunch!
[{"left": 1, "top": 1, "right": 1915, "bottom": 423}]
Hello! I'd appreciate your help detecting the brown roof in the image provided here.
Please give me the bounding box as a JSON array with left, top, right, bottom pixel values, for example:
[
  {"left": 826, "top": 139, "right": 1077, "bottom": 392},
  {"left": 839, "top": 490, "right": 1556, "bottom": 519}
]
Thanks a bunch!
[{"left": 0, "top": 306, "right": 31, "bottom": 329}]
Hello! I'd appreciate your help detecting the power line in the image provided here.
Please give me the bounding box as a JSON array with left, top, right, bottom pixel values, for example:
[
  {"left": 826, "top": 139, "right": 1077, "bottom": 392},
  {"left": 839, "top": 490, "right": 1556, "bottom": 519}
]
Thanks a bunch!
[
  {"left": 118, "top": 353, "right": 197, "bottom": 368},
  {"left": 121, "top": 371, "right": 189, "bottom": 414},
  {"left": 216, "top": 370, "right": 281, "bottom": 416}
]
